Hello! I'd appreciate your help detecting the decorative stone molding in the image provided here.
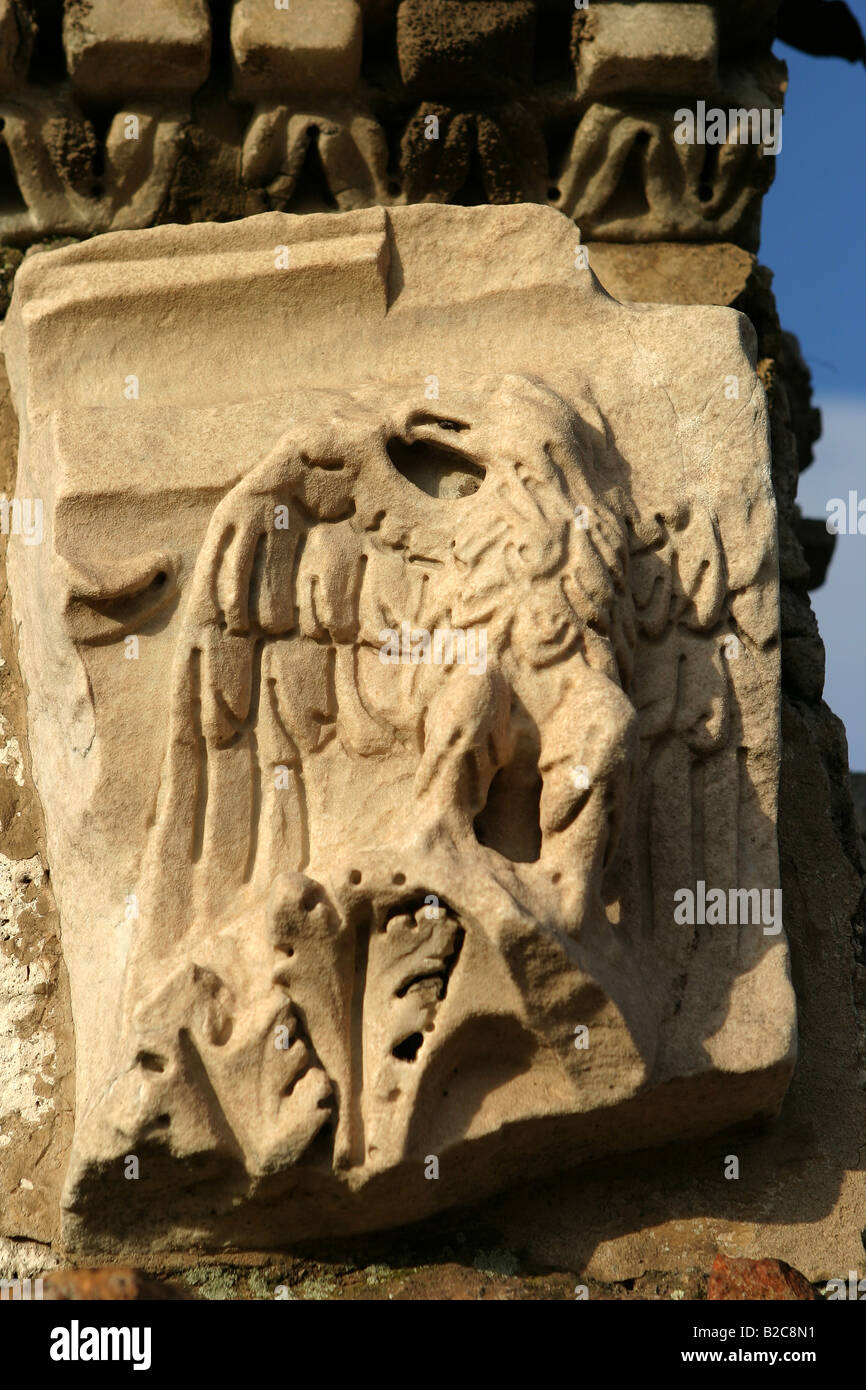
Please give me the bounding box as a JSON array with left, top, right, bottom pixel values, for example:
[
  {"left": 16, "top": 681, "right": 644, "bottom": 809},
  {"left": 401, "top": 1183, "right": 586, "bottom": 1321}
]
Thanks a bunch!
[
  {"left": 0, "top": 1, "right": 782, "bottom": 246},
  {"left": 552, "top": 93, "right": 775, "bottom": 245},
  {"left": 0, "top": 92, "right": 187, "bottom": 239}
]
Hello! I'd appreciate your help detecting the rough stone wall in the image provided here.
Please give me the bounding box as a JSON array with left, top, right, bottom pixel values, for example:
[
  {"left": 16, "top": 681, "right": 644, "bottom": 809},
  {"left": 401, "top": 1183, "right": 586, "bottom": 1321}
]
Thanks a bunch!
[{"left": 0, "top": 0, "right": 863, "bottom": 1294}]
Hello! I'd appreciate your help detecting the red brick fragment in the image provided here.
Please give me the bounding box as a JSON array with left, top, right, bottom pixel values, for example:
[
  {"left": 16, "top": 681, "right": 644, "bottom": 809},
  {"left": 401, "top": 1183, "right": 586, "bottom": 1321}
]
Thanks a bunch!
[
  {"left": 707, "top": 1255, "right": 817, "bottom": 1301},
  {"left": 41, "top": 1266, "right": 194, "bottom": 1300}
]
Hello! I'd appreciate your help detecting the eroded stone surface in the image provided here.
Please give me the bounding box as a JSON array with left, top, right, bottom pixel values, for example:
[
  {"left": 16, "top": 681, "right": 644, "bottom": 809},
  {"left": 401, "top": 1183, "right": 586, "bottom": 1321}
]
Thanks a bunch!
[
  {"left": 575, "top": 3, "right": 719, "bottom": 103},
  {"left": 396, "top": 0, "right": 536, "bottom": 96},
  {"left": 0, "top": 2, "right": 783, "bottom": 247},
  {"left": 63, "top": 0, "right": 212, "bottom": 102},
  {"left": 553, "top": 58, "right": 784, "bottom": 248},
  {"left": 231, "top": 0, "right": 363, "bottom": 99},
  {"left": 2, "top": 203, "right": 794, "bottom": 1252}
]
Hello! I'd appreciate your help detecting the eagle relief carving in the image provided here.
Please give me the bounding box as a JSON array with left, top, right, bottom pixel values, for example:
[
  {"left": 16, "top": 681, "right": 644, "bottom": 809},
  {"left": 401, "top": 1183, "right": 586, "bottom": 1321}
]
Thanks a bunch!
[{"left": 3, "top": 206, "right": 795, "bottom": 1248}]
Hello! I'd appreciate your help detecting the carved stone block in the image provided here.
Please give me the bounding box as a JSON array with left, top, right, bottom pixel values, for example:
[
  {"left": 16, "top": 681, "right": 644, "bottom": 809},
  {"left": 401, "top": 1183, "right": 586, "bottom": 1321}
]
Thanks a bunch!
[
  {"left": 62, "top": 0, "right": 212, "bottom": 102},
  {"left": 231, "top": 0, "right": 363, "bottom": 100},
  {"left": 397, "top": 0, "right": 536, "bottom": 97},
  {"left": 400, "top": 101, "right": 546, "bottom": 204},
  {"left": 553, "top": 94, "right": 775, "bottom": 249},
  {"left": 575, "top": 3, "right": 719, "bottom": 102},
  {"left": 2, "top": 204, "right": 795, "bottom": 1252},
  {"left": 0, "top": 94, "right": 188, "bottom": 241}
]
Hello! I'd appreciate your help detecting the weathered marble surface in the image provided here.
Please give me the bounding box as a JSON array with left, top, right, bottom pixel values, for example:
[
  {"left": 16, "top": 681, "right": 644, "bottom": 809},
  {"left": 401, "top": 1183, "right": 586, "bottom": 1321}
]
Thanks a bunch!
[{"left": 3, "top": 203, "right": 794, "bottom": 1250}]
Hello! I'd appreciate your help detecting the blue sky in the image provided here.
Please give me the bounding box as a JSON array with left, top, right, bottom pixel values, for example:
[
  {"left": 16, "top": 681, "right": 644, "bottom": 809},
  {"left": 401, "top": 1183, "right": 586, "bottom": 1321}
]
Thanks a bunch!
[{"left": 761, "top": 14, "right": 866, "bottom": 767}]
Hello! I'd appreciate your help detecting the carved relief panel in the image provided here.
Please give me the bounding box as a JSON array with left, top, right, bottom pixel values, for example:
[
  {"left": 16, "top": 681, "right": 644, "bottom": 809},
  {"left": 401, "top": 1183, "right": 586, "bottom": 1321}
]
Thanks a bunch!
[{"left": 3, "top": 204, "right": 794, "bottom": 1250}]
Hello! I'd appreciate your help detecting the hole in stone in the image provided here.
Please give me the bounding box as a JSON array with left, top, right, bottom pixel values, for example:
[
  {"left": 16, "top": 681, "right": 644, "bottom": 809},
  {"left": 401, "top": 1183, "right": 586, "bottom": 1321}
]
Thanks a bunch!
[
  {"left": 280, "top": 126, "right": 338, "bottom": 212},
  {"left": 698, "top": 143, "right": 719, "bottom": 203},
  {"left": 205, "top": 0, "right": 234, "bottom": 92},
  {"left": 153, "top": 570, "right": 167, "bottom": 587},
  {"left": 392, "top": 1032, "right": 424, "bottom": 1062},
  {"left": 545, "top": 118, "right": 576, "bottom": 193},
  {"left": 83, "top": 104, "right": 113, "bottom": 188},
  {"left": 137, "top": 1052, "right": 166, "bottom": 1073},
  {"left": 431, "top": 417, "right": 470, "bottom": 432},
  {"left": 547, "top": 186, "right": 560, "bottom": 201},
  {"left": 392, "top": 872, "right": 406, "bottom": 885},
  {"left": 451, "top": 140, "right": 489, "bottom": 207},
  {"left": 154, "top": 1113, "right": 170, "bottom": 1128},
  {"left": 28, "top": 0, "right": 67, "bottom": 84},
  {"left": 349, "top": 869, "right": 362, "bottom": 884},
  {"left": 596, "top": 131, "right": 651, "bottom": 224},
  {"left": 474, "top": 755, "right": 542, "bottom": 863},
  {"left": 0, "top": 138, "right": 27, "bottom": 216},
  {"left": 534, "top": 2, "right": 575, "bottom": 83},
  {"left": 387, "top": 436, "right": 485, "bottom": 500}
]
